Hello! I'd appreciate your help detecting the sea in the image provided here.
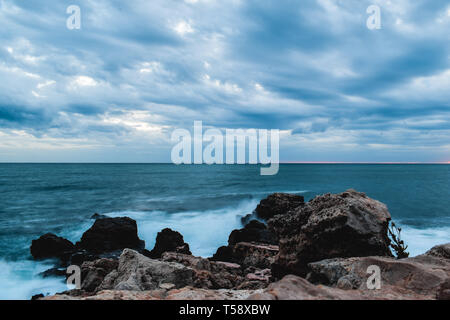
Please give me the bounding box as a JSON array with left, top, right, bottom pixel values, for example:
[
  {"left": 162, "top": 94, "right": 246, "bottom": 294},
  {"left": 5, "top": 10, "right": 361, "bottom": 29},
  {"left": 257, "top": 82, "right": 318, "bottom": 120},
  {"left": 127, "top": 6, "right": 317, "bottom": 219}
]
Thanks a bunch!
[{"left": 0, "top": 163, "right": 448, "bottom": 299}]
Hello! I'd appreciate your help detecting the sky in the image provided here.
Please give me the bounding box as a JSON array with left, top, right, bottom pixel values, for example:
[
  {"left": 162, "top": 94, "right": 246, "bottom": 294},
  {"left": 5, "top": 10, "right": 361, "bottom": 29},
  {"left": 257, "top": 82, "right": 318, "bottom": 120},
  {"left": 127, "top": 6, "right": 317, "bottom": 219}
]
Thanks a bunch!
[{"left": 0, "top": 0, "right": 449, "bottom": 163}]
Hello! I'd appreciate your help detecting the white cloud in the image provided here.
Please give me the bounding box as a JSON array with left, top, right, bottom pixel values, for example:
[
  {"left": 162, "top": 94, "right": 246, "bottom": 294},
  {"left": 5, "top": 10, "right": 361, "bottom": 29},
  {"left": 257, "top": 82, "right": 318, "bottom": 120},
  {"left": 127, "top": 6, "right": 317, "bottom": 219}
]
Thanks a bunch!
[
  {"left": 173, "top": 20, "right": 195, "bottom": 35},
  {"left": 71, "top": 76, "right": 99, "bottom": 88}
]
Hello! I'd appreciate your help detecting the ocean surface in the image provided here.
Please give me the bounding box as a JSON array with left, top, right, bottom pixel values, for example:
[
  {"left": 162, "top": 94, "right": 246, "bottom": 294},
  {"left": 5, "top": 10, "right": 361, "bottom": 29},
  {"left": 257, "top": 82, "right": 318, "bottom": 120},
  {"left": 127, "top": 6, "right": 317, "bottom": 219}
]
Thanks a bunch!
[{"left": 0, "top": 163, "right": 449, "bottom": 299}]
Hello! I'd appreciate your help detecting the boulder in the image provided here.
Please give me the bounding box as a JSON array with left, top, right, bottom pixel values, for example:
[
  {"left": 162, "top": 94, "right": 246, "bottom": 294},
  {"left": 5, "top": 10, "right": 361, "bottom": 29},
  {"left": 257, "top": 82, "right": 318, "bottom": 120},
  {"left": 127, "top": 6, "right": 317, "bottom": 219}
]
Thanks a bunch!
[
  {"left": 77, "top": 217, "right": 145, "bottom": 253},
  {"left": 255, "top": 193, "right": 304, "bottom": 220},
  {"left": 307, "top": 247, "right": 450, "bottom": 297},
  {"left": 146, "top": 228, "right": 191, "bottom": 258},
  {"left": 269, "top": 189, "right": 392, "bottom": 278},
  {"left": 30, "top": 233, "right": 75, "bottom": 261},
  {"left": 161, "top": 252, "right": 246, "bottom": 289},
  {"left": 80, "top": 258, "right": 119, "bottom": 292},
  {"left": 228, "top": 220, "right": 277, "bottom": 246},
  {"left": 98, "top": 249, "right": 195, "bottom": 291}
]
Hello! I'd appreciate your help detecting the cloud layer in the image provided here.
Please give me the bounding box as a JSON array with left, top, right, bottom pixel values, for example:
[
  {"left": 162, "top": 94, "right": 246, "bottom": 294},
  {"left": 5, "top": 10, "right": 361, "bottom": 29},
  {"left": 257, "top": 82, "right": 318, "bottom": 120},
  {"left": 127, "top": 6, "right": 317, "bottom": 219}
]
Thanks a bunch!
[{"left": 0, "top": 0, "right": 449, "bottom": 162}]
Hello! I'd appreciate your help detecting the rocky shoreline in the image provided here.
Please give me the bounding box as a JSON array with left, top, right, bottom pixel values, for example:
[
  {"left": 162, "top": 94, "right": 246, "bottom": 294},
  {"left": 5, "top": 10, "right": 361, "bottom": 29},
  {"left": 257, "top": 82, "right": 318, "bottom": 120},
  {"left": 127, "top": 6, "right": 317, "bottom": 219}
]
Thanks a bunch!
[{"left": 30, "top": 189, "right": 450, "bottom": 300}]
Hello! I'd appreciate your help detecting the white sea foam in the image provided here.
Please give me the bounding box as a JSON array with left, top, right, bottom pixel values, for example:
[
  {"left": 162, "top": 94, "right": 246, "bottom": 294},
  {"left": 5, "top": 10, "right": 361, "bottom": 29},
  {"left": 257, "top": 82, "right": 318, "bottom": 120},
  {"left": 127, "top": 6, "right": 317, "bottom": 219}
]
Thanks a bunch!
[
  {"left": 106, "top": 199, "right": 259, "bottom": 257},
  {"left": 399, "top": 225, "right": 450, "bottom": 257},
  {"left": 0, "top": 259, "right": 67, "bottom": 300}
]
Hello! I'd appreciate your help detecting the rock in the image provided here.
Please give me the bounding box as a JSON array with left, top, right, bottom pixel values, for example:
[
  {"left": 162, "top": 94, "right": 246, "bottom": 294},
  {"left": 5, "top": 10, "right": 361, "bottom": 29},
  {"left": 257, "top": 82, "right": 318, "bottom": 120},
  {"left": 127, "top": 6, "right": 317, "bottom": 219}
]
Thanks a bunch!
[
  {"left": 98, "top": 249, "right": 195, "bottom": 291},
  {"left": 77, "top": 217, "right": 145, "bottom": 254},
  {"left": 147, "top": 228, "right": 191, "bottom": 259},
  {"left": 307, "top": 253, "right": 450, "bottom": 297},
  {"left": 255, "top": 193, "right": 304, "bottom": 220},
  {"left": 269, "top": 189, "right": 392, "bottom": 278},
  {"left": 425, "top": 243, "right": 450, "bottom": 259},
  {"left": 69, "top": 250, "right": 101, "bottom": 266},
  {"left": 211, "top": 242, "right": 278, "bottom": 269},
  {"left": 165, "top": 287, "right": 259, "bottom": 300},
  {"left": 240, "top": 213, "right": 257, "bottom": 226},
  {"left": 210, "top": 246, "right": 234, "bottom": 262},
  {"left": 30, "top": 233, "right": 75, "bottom": 261},
  {"left": 209, "top": 221, "right": 278, "bottom": 269},
  {"left": 42, "top": 288, "right": 260, "bottom": 300},
  {"left": 232, "top": 243, "right": 279, "bottom": 269},
  {"left": 228, "top": 220, "right": 277, "bottom": 246},
  {"left": 161, "top": 252, "right": 244, "bottom": 289},
  {"left": 160, "top": 252, "right": 273, "bottom": 290},
  {"left": 436, "top": 279, "right": 450, "bottom": 300},
  {"left": 80, "top": 258, "right": 119, "bottom": 292},
  {"left": 90, "top": 213, "right": 107, "bottom": 220},
  {"left": 31, "top": 294, "right": 44, "bottom": 300},
  {"left": 39, "top": 267, "right": 67, "bottom": 278},
  {"left": 248, "top": 275, "right": 432, "bottom": 300}
]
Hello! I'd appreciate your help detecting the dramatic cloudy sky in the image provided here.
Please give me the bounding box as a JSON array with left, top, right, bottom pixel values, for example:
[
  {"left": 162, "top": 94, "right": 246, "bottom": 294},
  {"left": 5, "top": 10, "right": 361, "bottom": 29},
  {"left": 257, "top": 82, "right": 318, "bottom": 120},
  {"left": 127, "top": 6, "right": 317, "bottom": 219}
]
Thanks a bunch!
[{"left": 0, "top": 0, "right": 449, "bottom": 162}]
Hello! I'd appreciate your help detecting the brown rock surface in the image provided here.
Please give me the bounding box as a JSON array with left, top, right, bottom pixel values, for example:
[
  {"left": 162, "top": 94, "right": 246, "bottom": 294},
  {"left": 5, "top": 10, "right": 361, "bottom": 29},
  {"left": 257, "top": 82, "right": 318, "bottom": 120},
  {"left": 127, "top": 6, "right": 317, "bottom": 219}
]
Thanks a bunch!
[{"left": 269, "top": 189, "right": 392, "bottom": 277}]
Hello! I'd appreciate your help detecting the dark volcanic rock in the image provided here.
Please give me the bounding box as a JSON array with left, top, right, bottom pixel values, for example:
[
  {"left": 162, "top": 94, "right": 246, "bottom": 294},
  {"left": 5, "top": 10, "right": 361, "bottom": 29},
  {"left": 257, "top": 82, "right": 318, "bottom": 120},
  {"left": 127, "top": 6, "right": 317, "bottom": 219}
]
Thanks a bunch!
[
  {"left": 147, "top": 228, "right": 191, "bottom": 259},
  {"left": 90, "top": 213, "right": 107, "bottom": 220},
  {"left": 211, "top": 246, "right": 234, "bottom": 262},
  {"left": 30, "top": 233, "right": 75, "bottom": 261},
  {"left": 269, "top": 189, "right": 392, "bottom": 278},
  {"left": 229, "top": 220, "right": 277, "bottom": 246},
  {"left": 31, "top": 294, "right": 45, "bottom": 300},
  {"left": 255, "top": 193, "right": 304, "bottom": 220},
  {"left": 77, "top": 217, "right": 145, "bottom": 253},
  {"left": 39, "top": 267, "right": 67, "bottom": 278}
]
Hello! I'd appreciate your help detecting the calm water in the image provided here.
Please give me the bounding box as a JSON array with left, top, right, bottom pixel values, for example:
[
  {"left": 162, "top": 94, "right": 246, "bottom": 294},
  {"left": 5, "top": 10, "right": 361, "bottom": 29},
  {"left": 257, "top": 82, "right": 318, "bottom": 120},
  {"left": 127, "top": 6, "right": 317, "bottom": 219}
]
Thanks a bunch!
[{"left": 0, "top": 164, "right": 449, "bottom": 299}]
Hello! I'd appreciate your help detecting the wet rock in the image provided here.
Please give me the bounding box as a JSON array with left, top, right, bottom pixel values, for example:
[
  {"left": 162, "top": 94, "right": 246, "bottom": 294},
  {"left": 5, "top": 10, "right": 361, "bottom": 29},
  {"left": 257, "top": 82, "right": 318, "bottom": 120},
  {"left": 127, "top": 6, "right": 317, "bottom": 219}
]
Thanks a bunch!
[
  {"left": 269, "top": 189, "right": 392, "bottom": 278},
  {"left": 255, "top": 193, "right": 304, "bottom": 220},
  {"left": 228, "top": 220, "right": 277, "bottom": 246},
  {"left": 240, "top": 213, "right": 257, "bottom": 226},
  {"left": 39, "top": 267, "right": 67, "bottom": 278},
  {"left": 146, "top": 228, "right": 191, "bottom": 259},
  {"left": 30, "top": 233, "right": 75, "bottom": 261},
  {"left": 90, "top": 213, "right": 107, "bottom": 220},
  {"left": 98, "top": 249, "right": 195, "bottom": 291},
  {"left": 31, "top": 293, "right": 45, "bottom": 300},
  {"left": 77, "top": 217, "right": 145, "bottom": 254}
]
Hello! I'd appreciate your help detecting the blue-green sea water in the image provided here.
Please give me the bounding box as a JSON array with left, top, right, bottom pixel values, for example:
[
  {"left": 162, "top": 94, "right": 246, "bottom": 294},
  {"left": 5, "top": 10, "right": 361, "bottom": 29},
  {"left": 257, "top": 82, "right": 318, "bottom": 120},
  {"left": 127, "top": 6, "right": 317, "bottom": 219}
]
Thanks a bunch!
[{"left": 0, "top": 164, "right": 448, "bottom": 299}]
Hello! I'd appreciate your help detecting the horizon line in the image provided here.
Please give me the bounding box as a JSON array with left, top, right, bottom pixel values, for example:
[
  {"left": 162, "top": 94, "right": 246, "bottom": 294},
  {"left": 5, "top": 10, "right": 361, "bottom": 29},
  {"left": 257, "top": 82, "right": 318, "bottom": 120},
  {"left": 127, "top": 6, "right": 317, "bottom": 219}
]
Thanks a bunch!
[{"left": 0, "top": 161, "right": 448, "bottom": 165}]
